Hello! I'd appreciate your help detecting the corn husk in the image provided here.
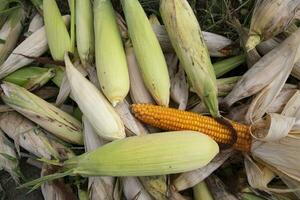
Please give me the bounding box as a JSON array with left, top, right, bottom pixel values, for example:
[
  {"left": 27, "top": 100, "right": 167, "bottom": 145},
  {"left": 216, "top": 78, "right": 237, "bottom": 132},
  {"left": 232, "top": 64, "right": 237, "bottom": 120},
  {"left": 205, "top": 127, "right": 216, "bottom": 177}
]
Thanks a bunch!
[
  {"left": 65, "top": 53, "right": 125, "bottom": 140},
  {"left": 83, "top": 116, "right": 115, "bottom": 200},
  {"left": 173, "top": 149, "right": 235, "bottom": 191},
  {"left": 166, "top": 54, "right": 188, "bottom": 110},
  {"left": 0, "top": 129, "right": 19, "bottom": 182},
  {"left": 43, "top": 0, "right": 72, "bottom": 60},
  {"left": 1, "top": 82, "right": 83, "bottom": 145},
  {"left": 0, "top": 16, "right": 70, "bottom": 79},
  {"left": 169, "top": 187, "right": 190, "bottom": 200},
  {"left": 213, "top": 54, "right": 246, "bottom": 78},
  {"left": 76, "top": 0, "right": 94, "bottom": 68},
  {"left": 151, "top": 24, "right": 234, "bottom": 57},
  {"left": 223, "top": 28, "right": 300, "bottom": 107},
  {"left": 26, "top": 13, "right": 43, "bottom": 37},
  {"left": 0, "top": 7, "right": 24, "bottom": 65},
  {"left": 193, "top": 181, "right": 213, "bottom": 200},
  {"left": 0, "top": 111, "right": 73, "bottom": 160},
  {"left": 22, "top": 131, "right": 219, "bottom": 189},
  {"left": 206, "top": 175, "right": 238, "bottom": 200},
  {"left": 160, "top": 0, "right": 219, "bottom": 117},
  {"left": 217, "top": 76, "right": 240, "bottom": 97},
  {"left": 126, "top": 42, "right": 155, "bottom": 104},
  {"left": 30, "top": 0, "right": 43, "bottom": 14},
  {"left": 34, "top": 86, "right": 59, "bottom": 100},
  {"left": 115, "top": 100, "right": 148, "bottom": 136},
  {"left": 245, "top": 0, "right": 300, "bottom": 51},
  {"left": 122, "top": 177, "right": 152, "bottom": 200},
  {"left": 0, "top": 1, "right": 9, "bottom": 28},
  {"left": 121, "top": 0, "right": 170, "bottom": 106},
  {"left": 94, "top": 0, "right": 129, "bottom": 106},
  {"left": 41, "top": 164, "right": 77, "bottom": 200},
  {"left": 139, "top": 176, "right": 168, "bottom": 200}
]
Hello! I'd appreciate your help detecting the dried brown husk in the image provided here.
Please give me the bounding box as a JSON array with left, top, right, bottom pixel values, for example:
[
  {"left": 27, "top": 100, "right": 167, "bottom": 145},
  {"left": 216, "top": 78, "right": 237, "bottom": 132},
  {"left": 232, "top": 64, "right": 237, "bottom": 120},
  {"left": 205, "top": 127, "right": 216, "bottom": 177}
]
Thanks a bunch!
[
  {"left": 206, "top": 175, "right": 238, "bottom": 200},
  {"left": 246, "top": 0, "right": 300, "bottom": 51},
  {"left": 83, "top": 116, "right": 115, "bottom": 200},
  {"left": 166, "top": 54, "right": 188, "bottom": 110},
  {"left": 223, "top": 28, "right": 300, "bottom": 107},
  {"left": 122, "top": 177, "right": 153, "bottom": 200},
  {"left": 173, "top": 149, "right": 235, "bottom": 191},
  {"left": 41, "top": 164, "right": 77, "bottom": 200},
  {"left": 0, "top": 111, "right": 73, "bottom": 160}
]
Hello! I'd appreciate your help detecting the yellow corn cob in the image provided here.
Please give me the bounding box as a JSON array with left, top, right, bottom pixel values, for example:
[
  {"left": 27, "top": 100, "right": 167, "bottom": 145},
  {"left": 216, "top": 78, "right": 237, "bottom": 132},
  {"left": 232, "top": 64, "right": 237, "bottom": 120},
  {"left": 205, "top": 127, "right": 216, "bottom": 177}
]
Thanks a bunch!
[{"left": 132, "top": 104, "right": 251, "bottom": 151}]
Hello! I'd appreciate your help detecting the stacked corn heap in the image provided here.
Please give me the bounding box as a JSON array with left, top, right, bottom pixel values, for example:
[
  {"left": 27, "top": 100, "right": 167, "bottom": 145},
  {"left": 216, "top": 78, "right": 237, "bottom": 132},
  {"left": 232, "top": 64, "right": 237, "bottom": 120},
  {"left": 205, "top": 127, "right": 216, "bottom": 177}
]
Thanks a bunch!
[{"left": 0, "top": 0, "right": 299, "bottom": 199}]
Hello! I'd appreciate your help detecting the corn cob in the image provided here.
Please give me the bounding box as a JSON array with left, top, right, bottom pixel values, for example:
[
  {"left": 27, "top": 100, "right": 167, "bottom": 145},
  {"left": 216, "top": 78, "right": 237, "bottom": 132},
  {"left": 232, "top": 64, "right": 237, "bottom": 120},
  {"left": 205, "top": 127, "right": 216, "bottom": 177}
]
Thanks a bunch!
[
  {"left": 245, "top": 0, "right": 300, "bottom": 51},
  {"left": 0, "top": 7, "right": 24, "bottom": 65},
  {"left": 21, "top": 131, "right": 219, "bottom": 189},
  {"left": 76, "top": 0, "right": 94, "bottom": 68},
  {"left": 160, "top": 0, "right": 219, "bottom": 117},
  {"left": 1, "top": 82, "right": 83, "bottom": 145},
  {"left": 43, "top": 0, "right": 72, "bottom": 60},
  {"left": 121, "top": 0, "right": 170, "bottom": 106},
  {"left": 132, "top": 104, "right": 251, "bottom": 151}
]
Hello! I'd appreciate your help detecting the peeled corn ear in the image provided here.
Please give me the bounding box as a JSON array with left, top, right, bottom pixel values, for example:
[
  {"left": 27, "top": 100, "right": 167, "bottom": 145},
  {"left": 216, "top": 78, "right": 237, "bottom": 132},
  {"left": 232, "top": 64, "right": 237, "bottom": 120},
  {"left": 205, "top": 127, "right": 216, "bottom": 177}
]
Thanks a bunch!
[
  {"left": 121, "top": 0, "right": 170, "bottom": 106},
  {"left": 65, "top": 53, "right": 126, "bottom": 141},
  {"left": 160, "top": 0, "right": 219, "bottom": 117},
  {"left": 245, "top": 0, "right": 300, "bottom": 51}
]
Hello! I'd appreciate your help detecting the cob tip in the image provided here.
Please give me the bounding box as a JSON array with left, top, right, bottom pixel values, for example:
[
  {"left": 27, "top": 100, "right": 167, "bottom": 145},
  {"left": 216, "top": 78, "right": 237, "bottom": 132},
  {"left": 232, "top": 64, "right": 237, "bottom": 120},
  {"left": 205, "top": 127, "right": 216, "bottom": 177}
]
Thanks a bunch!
[{"left": 245, "top": 34, "right": 261, "bottom": 52}]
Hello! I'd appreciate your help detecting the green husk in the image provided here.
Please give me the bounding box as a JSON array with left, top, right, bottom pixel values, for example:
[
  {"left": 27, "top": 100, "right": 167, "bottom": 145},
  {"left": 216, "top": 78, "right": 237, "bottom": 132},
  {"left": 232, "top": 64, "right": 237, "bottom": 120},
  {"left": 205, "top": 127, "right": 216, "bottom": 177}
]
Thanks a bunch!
[
  {"left": 43, "top": 0, "right": 72, "bottom": 60},
  {"left": 193, "top": 181, "right": 213, "bottom": 200},
  {"left": 4, "top": 66, "right": 56, "bottom": 91},
  {"left": 76, "top": 0, "right": 94, "bottom": 68},
  {"left": 1, "top": 82, "right": 83, "bottom": 145},
  {"left": 213, "top": 54, "right": 246, "bottom": 78},
  {"left": 21, "top": 131, "right": 219, "bottom": 189},
  {"left": 0, "top": 7, "right": 24, "bottom": 65},
  {"left": 94, "top": 0, "right": 130, "bottom": 106},
  {"left": 121, "top": 0, "right": 170, "bottom": 106},
  {"left": 160, "top": 0, "right": 219, "bottom": 117}
]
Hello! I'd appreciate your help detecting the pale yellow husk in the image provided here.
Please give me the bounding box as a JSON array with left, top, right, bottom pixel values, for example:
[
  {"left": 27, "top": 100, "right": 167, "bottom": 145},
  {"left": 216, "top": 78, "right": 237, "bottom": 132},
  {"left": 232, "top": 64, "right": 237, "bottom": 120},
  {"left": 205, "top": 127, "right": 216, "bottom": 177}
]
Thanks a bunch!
[
  {"left": 65, "top": 53, "right": 125, "bottom": 141},
  {"left": 160, "top": 0, "right": 219, "bottom": 117},
  {"left": 121, "top": 0, "right": 170, "bottom": 106},
  {"left": 1, "top": 82, "right": 83, "bottom": 145},
  {"left": 139, "top": 176, "right": 168, "bottom": 200},
  {"left": 94, "top": 0, "right": 129, "bottom": 106}
]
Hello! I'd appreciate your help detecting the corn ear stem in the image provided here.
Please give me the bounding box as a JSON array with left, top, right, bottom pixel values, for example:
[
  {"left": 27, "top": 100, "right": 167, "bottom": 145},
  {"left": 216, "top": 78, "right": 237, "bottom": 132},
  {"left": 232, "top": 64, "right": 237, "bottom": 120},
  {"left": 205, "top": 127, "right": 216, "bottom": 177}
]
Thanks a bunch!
[
  {"left": 65, "top": 53, "right": 126, "bottom": 140},
  {"left": 193, "top": 181, "right": 213, "bottom": 200},
  {"left": 160, "top": 0, "right": 219, "bottom": 117},
  {"left": 76, "top": 0, "right": 94, "bottom": 68},
  {"left": 1, "top": 82, "right": 83, "bottom": 145},
  {"left": 213, "top": 54, "right": 246, "bottom": 78},
  {"left": 43, "top": 0, "right": 72, "bottom": 60},
  {"left": 121, "top": 0, "right": 170, "bottom": 106},
  {"left": 94, "top": 0, "right": 130, "bottom": 106}
]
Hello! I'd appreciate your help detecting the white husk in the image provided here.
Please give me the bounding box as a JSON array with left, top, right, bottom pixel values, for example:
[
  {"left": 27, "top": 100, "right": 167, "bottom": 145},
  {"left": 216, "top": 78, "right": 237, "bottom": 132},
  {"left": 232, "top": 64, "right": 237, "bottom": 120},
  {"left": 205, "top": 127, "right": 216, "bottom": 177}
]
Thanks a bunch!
[
  {"left": 152, "top": 24, "right": 233, "bottom": 57},
  {"left": 0, "top": 15, "right": 70, "bottom": 79},
  {"left": 1, "top": 82, "right": 83, "bottom": 145},
  {"left": 0, "top": 112, "right": 68, "bottom": 160},
  {"left": 166, "top": 54, "right": 188, "bottom": 110},
  {"left": 65, "top": 53, "right": 125, "bottom": 140},
  {"left": 173, "top": 149, "right": 235, "bottom": 191},
  {"left": 83, "top": 116, "right": 115, "bottom": 200},
  {"left": 122, "top": 177, "right": 152, "bottom": 200},
  {"left": 114, "top": 100, "right": 148, "bottom": 136},
  {"left": 0, "top": 130, "right": 19, "bottom": 182},
  {"left": 224, "top": 28, "right": 300, "bottom": 107},
  {"left": 26, "top": 13, "right": 44, "bottom": 36},
  {"left": 0, "top": 8, "right": 24, "bottom": 65},
  {"left": 126, "top": 44, "right": 154, "bottom": 104}
]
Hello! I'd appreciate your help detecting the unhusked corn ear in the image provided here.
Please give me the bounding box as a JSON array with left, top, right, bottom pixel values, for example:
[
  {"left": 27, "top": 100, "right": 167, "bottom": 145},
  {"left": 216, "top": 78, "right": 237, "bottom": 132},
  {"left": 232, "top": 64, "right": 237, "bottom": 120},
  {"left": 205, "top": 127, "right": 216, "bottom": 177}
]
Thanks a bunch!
[
  {"left": 43, "top": 0, "right": 72, "bottom": 60},
  {"left": 1, "top": 82, "right": 83, "bottom": 145},
  {"left": 94, "top": 0, "right": 130, "bottom": 106},
  {"left": 160, "top": 0, "right": 219, "bottom": 117},
  {"left": 132, "top": 104, "right": 252, "bottom": 152},
  {"left": 121, "top": 0, "right": 170, "bottom": 106},
  {"left": 245, "top": 0, "right": 300, "bottom": 51},
  {"left": 65, "top": 53, "right": 126, "bottom": 140}
]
